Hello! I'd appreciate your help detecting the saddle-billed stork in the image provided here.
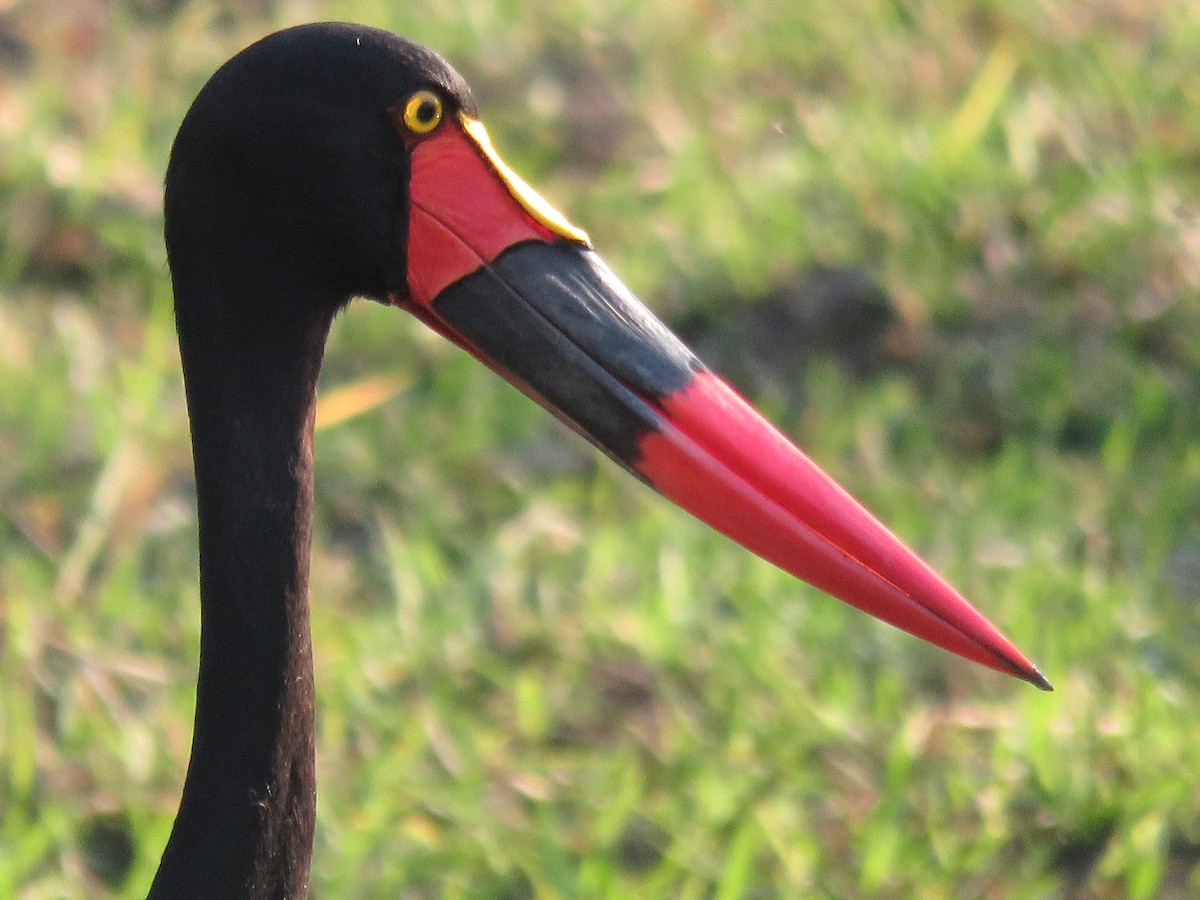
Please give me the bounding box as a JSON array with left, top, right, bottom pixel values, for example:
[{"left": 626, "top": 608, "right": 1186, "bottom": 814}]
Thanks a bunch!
[{"left": 152, "top": 22, "right": 1049, "bottom": 898}]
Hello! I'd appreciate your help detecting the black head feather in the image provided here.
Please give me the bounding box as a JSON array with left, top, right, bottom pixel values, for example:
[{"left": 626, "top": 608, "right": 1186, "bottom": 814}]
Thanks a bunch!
[{"left": 165, "top": 23, "right": 474, "bottom": 314}]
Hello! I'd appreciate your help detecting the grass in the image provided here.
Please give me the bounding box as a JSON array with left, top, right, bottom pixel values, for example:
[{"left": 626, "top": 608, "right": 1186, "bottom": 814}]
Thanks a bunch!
[{"left": 1, "top": 0, "right": 1199, "bottom": 896}]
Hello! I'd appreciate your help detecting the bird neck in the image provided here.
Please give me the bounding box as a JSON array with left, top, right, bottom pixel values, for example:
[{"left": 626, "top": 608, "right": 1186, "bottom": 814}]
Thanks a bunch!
[{"left": 150, "top": 291, "right": 334, "bottom": 899}]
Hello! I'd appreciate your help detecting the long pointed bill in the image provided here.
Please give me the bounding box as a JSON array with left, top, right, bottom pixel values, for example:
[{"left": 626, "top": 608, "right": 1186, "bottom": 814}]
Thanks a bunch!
[{"left": 391, "top": 111, "right": 1051, "bottom": 690}]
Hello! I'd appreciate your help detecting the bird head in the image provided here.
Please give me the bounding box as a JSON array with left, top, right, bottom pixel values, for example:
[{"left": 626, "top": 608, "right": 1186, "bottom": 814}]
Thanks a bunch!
[{"left": 164, "top": 22, "right": 1048, "bottom": 689}]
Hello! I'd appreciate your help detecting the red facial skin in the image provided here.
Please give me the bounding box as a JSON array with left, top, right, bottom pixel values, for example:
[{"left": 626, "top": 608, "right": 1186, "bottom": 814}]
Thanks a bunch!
[{"left": 402, "top": 118, "right": 559, "bottom": 307}]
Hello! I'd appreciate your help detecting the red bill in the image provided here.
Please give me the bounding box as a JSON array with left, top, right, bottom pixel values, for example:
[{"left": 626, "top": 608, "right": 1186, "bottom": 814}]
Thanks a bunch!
[{"left": 389, "top": 110, "right": 1050, "bottom": 690}]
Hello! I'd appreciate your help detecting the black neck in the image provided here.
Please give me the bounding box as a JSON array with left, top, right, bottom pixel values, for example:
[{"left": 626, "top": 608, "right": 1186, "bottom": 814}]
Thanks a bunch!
[{"left": 150, "top": 283, "right": 334, "bottom": 899}]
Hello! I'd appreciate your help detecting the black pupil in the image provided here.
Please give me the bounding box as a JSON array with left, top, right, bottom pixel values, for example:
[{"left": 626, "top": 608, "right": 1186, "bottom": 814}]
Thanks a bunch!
[{"left": 416, "top": 99, "right": 437, "bottom": 123}]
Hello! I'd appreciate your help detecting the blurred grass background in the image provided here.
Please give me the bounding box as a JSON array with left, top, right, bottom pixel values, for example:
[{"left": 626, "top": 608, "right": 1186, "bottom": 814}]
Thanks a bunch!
[{"left": 1, "top": 0, "right": 1199, "bottom": 896}]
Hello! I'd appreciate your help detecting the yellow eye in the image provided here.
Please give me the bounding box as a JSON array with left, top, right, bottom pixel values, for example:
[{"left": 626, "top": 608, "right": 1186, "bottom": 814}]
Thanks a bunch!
[{"left": 402, "top": 90, "right": 443, "bottom": 134}]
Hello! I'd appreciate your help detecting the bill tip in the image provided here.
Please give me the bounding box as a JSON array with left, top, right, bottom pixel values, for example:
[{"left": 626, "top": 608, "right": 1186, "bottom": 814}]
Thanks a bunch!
[{"left": 1024, "top": 667, "right": 1054, "bottom": 692}]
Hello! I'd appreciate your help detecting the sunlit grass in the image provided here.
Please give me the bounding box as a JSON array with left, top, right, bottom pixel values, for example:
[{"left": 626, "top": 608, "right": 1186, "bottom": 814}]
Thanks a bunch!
[{"left": 1, "top": 0, "right": 1198, "bottom": 897}]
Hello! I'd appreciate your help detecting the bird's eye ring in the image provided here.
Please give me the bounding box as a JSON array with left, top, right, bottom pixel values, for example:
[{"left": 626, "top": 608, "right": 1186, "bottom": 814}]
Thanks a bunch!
[{"left": 401, "top": 90, "right": 443, "bottom": 135}]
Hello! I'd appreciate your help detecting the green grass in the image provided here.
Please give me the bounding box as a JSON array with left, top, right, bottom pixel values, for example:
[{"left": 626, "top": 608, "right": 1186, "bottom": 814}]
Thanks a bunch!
[{"left": 2, "top": 0, "right": 1199, "bottom": 896}]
